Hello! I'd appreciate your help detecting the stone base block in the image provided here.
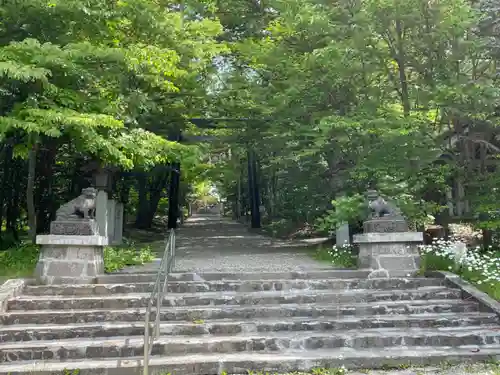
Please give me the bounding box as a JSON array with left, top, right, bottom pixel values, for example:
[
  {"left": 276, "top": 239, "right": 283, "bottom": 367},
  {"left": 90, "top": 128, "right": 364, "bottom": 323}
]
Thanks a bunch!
[
  {"left": 353, "top": 232, "right": 423, "bottom": 278},
  {"left": 363, "top": 218, "right": 408, "bottom": 233},
  {"left": 113, "top": 202, "right": 124, "bottom": 245},
  {"left": 50, "top": 219, "right": 98, "bottom": 236},
  {"left": 35, "top": 235, "right": 107, "bottom": 285}
]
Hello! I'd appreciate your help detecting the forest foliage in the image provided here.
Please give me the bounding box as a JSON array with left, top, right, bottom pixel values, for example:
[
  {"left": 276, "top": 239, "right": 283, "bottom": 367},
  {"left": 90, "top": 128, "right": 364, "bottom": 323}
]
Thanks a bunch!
[
  {"left": 1, "top": 0, "right": 500, "bottom": 250},
  {"left": 206, "top": 0, "right": 500, "bottom": 242},
  {"left": 0, "top": 0, "right": 225, "bottom": 247}
]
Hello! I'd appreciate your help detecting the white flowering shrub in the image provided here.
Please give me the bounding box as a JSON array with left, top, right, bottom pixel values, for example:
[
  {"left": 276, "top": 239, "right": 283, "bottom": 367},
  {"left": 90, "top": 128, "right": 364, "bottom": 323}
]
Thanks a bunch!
[
  {"left": 315, "top": 243, "right": 357, "bottom": 268},
  {"left": 419, "top": 238, "right": 500, "bottom": 300}
]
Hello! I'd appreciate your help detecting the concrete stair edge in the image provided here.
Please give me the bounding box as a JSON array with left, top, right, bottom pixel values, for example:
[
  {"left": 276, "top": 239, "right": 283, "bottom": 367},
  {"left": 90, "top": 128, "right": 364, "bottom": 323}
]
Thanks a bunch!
[
  {"left": 1, "top": 345, "right": 500, "bottom": 374},
  {"left": 1, "top": 312, "right": 497, "bottom": 341}
]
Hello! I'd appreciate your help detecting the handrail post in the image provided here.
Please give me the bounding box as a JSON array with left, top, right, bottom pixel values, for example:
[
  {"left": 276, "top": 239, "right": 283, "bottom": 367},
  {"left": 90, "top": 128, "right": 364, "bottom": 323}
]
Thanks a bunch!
[
  {"left": 143, "top": 228, "right": 176, "bottom": 374},
  {"left": 171, "top": 231, "right": 176, "bottom": 270},
  {"left": 143, "top": 301, "right": 151, "bottom": 375},
  {"left": 155, "top": 292, "right": 161, "bottom": 338}
]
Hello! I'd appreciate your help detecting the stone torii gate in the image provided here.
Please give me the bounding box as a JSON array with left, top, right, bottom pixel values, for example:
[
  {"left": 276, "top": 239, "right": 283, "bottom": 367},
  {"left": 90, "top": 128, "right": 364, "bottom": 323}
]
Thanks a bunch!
[{"left": 176, "top": 117, "right": 264, "bottom": 229}]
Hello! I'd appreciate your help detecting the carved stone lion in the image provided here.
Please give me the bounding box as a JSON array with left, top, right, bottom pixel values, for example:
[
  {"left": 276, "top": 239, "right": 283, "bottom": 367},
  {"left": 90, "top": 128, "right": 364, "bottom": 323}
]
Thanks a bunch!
[
  {"left": 56, "top": 187, "right": 97, "bottom": 221},
  {"left": 367, "top": 190, "right": 403, "bottom": 219}
]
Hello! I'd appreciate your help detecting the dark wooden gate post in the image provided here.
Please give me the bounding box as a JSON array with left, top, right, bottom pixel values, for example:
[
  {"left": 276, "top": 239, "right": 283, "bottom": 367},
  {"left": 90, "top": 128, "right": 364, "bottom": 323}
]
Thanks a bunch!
[
  {"left": 247, "top": 148, "right": 261, "bottom": 229},
  {"left": 167, "top": 132, "right": 181, "bottom": 229}
]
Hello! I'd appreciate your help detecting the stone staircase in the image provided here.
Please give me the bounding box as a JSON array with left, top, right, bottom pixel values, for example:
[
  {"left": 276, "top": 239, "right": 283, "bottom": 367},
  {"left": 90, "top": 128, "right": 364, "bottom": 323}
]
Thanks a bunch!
[{"left": 1, "top": 270, "right": 500, "bottom": 374}]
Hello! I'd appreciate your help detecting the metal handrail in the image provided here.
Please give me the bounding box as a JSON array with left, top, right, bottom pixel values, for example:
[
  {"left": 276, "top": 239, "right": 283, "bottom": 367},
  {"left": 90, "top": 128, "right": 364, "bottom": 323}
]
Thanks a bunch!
[{"left": 143, "top": 228, "right": 176, "bottom": 375}]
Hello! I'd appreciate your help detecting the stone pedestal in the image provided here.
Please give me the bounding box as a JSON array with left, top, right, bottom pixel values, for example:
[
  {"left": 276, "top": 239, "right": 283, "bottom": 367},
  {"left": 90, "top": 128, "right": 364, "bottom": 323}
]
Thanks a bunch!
[
  {"left": 96, "top": 190, "right": 108, "bottom": 238},
  {"left": 336, "top": 223, "right": 350, "bottom": 246},
  {"left": 113, "top": 202, "right": 124, "bottom": 245},
  {"left": 363, "top": 218, "right": 408, "bottom": 233},
  {"left": 35, "top": 235, "right": 107, "bottom": 285},
  {"left": 50, "top": 219, "right": 98, "bottom": 235},
  {"left": 107, "top": 199, "right": 116, "bottom": 243},
  {"left": 353, "top": 232, "right": 423, "bottom": 278}
]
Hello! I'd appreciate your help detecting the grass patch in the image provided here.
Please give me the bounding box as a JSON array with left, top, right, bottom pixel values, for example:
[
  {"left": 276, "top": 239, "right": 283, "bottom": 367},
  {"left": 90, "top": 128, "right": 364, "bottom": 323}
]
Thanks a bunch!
[
  {"left": 243, "top": 368, "right": 347, "bottom": 375},
  {"left": 4, "top": 362, "right": 500, "bottom": 375},
  {"left": 313, "top": 244, "right": 357, "bottom": 268},
  {"left": 0, "top": 239, "right": 155, "bottom": 280},
  {"left": 460, "top": 266, "right": 500, "bottom": 301}
]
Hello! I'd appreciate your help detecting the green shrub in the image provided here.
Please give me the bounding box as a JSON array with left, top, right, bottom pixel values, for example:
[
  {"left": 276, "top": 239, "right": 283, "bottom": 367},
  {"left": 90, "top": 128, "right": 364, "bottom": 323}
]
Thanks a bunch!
[
  {"left": 0, "top": 231, "right": 21, "bottom": 251},
  {"left": 104, "top": 242, "right": 155, "bottom": 273},
  {"left": 0, "top": 240, "right": 155, "bottom": 279},
  {"left": 0, "top": 242, "right": 40, "bottom": 278}
]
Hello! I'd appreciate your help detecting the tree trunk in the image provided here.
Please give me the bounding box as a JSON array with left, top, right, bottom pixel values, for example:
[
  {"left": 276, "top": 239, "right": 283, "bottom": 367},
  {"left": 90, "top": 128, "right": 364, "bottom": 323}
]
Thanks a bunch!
[
  {"left": 134, "top": 174, "right": 150, "bottom": 229},
  {"left": 0, "top": 143, "right": 6, "bottom": 243},
  {"left": 36, "top": 140, "right": 57, "bottom": 233},
  {"left": 27, "top": 142, "right": 38, "bottom": 243},
  {"left": 144, "top": 191, "right": 163, "bottom": 228},
  {"left": 2, "top": 143, "right": 16, "bottom": 245},
  {"left": 135, "top": 167, "right": 170, "bottom": 229},
  {"left": 395, "top": 18, "right": 411, "bottom": 116},
  {"left": 6, "top": 156, "right": 24, "bottom": 242}
]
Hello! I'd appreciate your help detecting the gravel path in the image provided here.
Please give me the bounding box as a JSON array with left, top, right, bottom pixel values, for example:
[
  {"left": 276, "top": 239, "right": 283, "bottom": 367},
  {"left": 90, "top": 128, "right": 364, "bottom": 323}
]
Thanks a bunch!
[
  {"left": 122, "top": 214, "right": 330, "bottom": 274},
  {"left": 174, "top": 214, "right": 331, "bottom": 272}
]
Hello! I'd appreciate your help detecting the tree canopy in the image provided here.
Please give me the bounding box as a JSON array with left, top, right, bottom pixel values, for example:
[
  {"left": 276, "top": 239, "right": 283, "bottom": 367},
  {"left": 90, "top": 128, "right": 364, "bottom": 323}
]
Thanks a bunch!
[
  {"left": 0, "top": 0, "right": 225, "bottom": 244},
  {"left": 205, "top": 0, "right": 500, "bottom": 239},
  {"left": 1, "top": 0, "right": 500, "bottom": 246}
]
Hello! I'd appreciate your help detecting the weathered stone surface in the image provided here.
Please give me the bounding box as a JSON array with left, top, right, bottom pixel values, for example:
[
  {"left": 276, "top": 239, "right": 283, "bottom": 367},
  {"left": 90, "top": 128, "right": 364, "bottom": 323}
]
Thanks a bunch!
[
  {"left": 378, "top": 256, "right": 418, "bottom": 271},
  {"left": 1, "top": 299, "right": 480, "bottom": 325},
  {"left": 427, "top": 271, "right": 500, "bottom": 315},
  {"left": 0, "top": 279, "right": 25, "bottom": 313},
  {"left": 363, "top": 219, "right": 409, "bottom": 233},
  {"left": 354, "top": 232, "right": 423, "bottom": 243},
  {"left": 45, "top": 261, "right": 85, "bottom": 278},
  {"left": 368, "top": 269, "right": 390, "bottom": 279},
  {"left": 1, "top": 345, "right": 500, "bottom": 375},
  {"left": 55, "top": 187, "right": 96, "bottom": 221},
  {"left": 96, "top": 189, "right": 108, "bottom": 238},
  {"left": 7, "top": 287, "right": 463, "bottom": 311},
  {"left": 38, "top": 246, "right": 65, "bottom": 260},
  {"left": 354, "top": 232, "right": 423, "bottom": 277},
  {"left": 36, "top": 235, "right": 108, "bottom": 246},
  {"left": 97, "top": 269, "right": 374, "bottom": 284},
  {"left": 50, "top": 219, "right": 98, "bottom": 235},
  {"left": 112, "top": 202, "right": 124, "bottom": 245},
  {"left": 336, "top": 222, "right": 350, "bottom": 246},
  {"left": 360, "top": 243, "right": 419, "bottom": 256},
  {"left": 2, "top": 326, "right": 500, "bottom": 362},
  {"left": 3, "top": 216, "right": 500, "bottom": 375},
  {"left": 23, "top": 278, "right": 448, "bottom": 296},
  {"left": 2, "top": 274, "right": 500, "bottom": 374},
  {"left": 0, "top": 312, "right": 497, "bottom": 342},
  {"left": 107, "top": 199, "right": 116, "bottom": 243},
  {"left": 34, "top": 238, "right": 105, "bottom": 285}
]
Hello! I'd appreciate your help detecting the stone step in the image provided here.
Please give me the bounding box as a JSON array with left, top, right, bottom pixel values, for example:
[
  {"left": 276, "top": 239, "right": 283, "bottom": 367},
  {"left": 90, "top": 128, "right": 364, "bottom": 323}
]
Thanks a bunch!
[
  {"left": 23, "top": 278, "right": 447, "bottom": 296},
  {"left": 2, "top": 326, "right": 500, "bottom": 362},
  {"left": 1, "top": 299, "right": 479, "bottom": 325},
  {"left": 8, "top": 287, "right": 462, "bottom": 311},
  {"left": 97, "top": 269, "right": 372, "bottom": 284},
  {"left": 1, "top": 312, "right": 496, "bottom": 342},
  {"left": 0, "top": 344, "right": 500, "bottom": 374}
]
